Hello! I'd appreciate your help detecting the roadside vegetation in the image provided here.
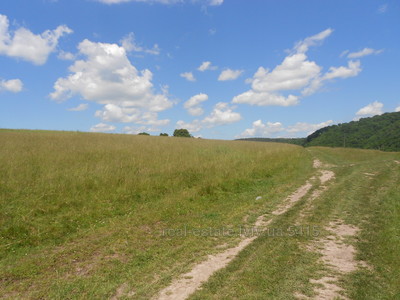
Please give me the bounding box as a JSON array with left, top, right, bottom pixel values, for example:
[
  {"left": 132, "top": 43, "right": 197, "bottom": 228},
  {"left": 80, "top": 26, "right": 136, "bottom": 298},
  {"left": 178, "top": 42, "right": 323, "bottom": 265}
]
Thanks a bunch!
[{"left": 190, "top": 147, "right": 400, "bottom": 299}]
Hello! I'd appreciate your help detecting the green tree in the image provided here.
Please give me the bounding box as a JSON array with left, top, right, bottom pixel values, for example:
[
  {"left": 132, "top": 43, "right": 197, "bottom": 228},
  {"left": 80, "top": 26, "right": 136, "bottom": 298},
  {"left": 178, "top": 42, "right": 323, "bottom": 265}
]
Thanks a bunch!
[
  {"left": 173, "top": 129, "right": 192, "bottom": 138},
  {"left": 160, "top": 133, "right": 169, "bottom": 136},
  {"left": 138, "top": 132, "right": 150, "bottom": 136}
]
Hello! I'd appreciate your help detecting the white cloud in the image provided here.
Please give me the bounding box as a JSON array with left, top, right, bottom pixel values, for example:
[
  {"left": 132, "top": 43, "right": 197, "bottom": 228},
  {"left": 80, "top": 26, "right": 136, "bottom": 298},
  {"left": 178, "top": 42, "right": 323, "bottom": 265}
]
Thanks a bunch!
[
  {"left": 251, "top": 54, "right": 321, "bottom": 92},
  {"left": 184, "top": 93, "right": 208, "bottom": 116},
  {"left": 0, "top": 14, "right": 72, "bottom": 65},
  {"left": 122, "top": 125, "right": 159, "bottom": 134},
  {"left": 238, "top": 120, "right": 284, "bottom": 138},
  {"left": 176, "top": 119, "right": 203, "bottom": 133},
  {"left": 67, "top": 103, "right": 88, "bottom": 111},
  {"left": 302, "top": 60, "right": 361, "bottom": 96},
  {"left": 50, "top": 39, "right": 172, "bottom": 126},
  {"left": 58, "top": 51, "right": 76, "bottom": 61},
  {"left": 198, "top": 61, "right": 217, "bottom": 71},
  {"left": 294, "top": 28, "right": 333, "bottom": 54},
  {"left": 346, "top": 48, "right": 383, "bottom": 59},
  {"left": 120, "top": 32, "right": 160, "bottom": 55},
  {"left": 95, "top": 104, "right": 170, "bottom": 125},
  {"left": 176, "top": 102, "right": 241, "bottom": 132},
  {"left": 237, "top": 119, "right": 333, "bottom": 138},
  {"left": 90, "top": 123, "right": 116, "bottom": 132},
  {"left": 218, "top": 69, "right": 243, "bottom": 81},
  {"left": 233, "top": 29, "right": 363, "bottom": 107},
  {"left": 180, "top": 72, "right": 196, "bottom": 82},
  {"left": 356, "top": 101, "right": 384, "bottom": 117},
  {"left": 395, "top": 106, "right": 400, "bottom": 112},
  {"left": 233, "top": 90, "right": 299, "bottom": 106},
  {"left": 324, "top": 60, "right": 362, "bottom": 80},
  {"left": 286, "top": 120, "right": 333, "bottom": 134},
  {"left": 202, "top": 102, "right": 242, "bottom": 126},
  {"left": 0, "top": 79, "right": 23, "bottom": 93}
]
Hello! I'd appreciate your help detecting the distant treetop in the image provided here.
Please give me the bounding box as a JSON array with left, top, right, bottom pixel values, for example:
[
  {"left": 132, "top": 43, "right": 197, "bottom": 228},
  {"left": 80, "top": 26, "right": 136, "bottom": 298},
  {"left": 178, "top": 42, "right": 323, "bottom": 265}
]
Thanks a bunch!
[{"left": 173, "top": 129, "right": 192, "bottom": 138}]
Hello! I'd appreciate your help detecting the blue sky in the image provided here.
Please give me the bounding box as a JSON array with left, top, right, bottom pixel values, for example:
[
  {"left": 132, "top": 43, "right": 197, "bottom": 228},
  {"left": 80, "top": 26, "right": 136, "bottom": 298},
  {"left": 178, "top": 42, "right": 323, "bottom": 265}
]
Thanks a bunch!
[{"left": 0, "top": 0, "right": 399, "bottom": 139}]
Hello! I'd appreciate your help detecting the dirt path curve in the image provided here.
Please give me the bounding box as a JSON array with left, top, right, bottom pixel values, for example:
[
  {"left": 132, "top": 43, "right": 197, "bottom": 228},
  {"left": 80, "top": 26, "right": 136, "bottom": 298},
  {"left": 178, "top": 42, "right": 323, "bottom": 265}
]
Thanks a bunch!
[
  {"left": 296, "top": 221, "right": 368, "bottom": 300},
  {"left": 154, "top": 159, "right": 334, "bottom": 300}
]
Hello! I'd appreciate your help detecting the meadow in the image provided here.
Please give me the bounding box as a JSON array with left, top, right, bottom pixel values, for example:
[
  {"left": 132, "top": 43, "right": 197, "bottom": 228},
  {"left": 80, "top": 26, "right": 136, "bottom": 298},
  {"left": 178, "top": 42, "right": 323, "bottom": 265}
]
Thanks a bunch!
[{"left": 0, "top": 130, "right": 314, "bottom": 299}]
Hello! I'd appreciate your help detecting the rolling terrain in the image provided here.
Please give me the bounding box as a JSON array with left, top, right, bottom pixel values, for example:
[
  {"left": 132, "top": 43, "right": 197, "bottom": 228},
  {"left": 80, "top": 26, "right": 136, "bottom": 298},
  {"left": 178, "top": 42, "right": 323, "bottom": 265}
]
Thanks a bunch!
[
  {"left": 238, "top": 111, "right": 400, "bottom": 152},
  {"left": 0, "top": 130, "right": 399, "bottom": 299}
]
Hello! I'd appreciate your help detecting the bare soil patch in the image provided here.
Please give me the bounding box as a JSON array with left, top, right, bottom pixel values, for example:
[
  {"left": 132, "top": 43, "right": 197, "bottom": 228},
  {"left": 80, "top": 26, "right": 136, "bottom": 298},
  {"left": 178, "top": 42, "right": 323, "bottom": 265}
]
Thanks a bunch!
[
  {"left": 297, "top": 220, "right": 367, "bottom": 300},
  {"left": 153, "top": 160, "right": 323, "bottom": 300}
]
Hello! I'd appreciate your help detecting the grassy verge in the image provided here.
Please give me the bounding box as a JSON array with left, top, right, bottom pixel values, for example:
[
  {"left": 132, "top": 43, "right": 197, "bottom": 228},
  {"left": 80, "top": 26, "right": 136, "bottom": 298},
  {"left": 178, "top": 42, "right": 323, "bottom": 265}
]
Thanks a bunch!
[
  {"left": 189, "top": 147, "right": 400, "bottom": 299},
  {"left": 0, "top": 130, "right": 313, "bottom": 299}
]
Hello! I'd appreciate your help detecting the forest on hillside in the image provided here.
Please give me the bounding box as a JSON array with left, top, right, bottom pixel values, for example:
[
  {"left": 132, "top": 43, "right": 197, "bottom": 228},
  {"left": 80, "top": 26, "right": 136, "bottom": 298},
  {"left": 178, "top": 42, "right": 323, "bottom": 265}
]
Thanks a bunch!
[
  {"left": 305, "top": 112, "right": 400, "bottom": 151},
  {"left": 237, "top": 112, "right": 400, "bottom": 152}
]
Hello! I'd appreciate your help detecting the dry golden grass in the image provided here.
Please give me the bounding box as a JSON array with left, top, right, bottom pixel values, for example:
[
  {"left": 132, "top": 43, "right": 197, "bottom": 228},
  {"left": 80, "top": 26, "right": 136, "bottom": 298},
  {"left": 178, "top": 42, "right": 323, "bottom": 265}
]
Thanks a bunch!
[{"left": 0, "top": 129, "right": 313, "bottom": 299}]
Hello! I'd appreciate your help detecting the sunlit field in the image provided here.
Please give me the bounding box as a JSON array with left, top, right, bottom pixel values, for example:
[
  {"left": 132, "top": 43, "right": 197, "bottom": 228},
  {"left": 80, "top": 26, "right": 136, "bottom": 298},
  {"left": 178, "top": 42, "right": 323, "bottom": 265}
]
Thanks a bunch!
[{"left": 0, "top": 130, "right": 313, "bottom": 298}]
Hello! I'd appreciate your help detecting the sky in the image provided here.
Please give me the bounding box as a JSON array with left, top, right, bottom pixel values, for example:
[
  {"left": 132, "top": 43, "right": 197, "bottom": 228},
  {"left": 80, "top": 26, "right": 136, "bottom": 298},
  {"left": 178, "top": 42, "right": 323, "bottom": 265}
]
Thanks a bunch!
[{"left": 1, "top": 0, "right": 399, "bottom": 139}]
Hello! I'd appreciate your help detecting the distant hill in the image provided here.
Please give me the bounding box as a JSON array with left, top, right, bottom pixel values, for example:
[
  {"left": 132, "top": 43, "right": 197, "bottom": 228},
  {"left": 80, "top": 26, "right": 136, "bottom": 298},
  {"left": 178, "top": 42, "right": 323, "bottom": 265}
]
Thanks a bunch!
[
  {"left": 235, "top": 137, "right": 306, "bottom": 146},
  {"left": 237, "top": 112, "right": 400, "bottom": 152},
  {"left": 305, "top": 112, "right": 400, "bottom": 151}
]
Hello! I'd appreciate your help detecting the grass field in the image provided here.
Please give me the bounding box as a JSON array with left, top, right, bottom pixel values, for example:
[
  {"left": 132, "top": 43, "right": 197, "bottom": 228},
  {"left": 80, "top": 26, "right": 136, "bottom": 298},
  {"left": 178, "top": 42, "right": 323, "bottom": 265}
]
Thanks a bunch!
[
  {"left": 0, "top": 130, "right": 399, "bottom": 299},
  {"left": 0, "top": 130, "right": 313, "bottom": 299},
  {"left": 190, "top": 147, "right": 400, "bottom": 300}
]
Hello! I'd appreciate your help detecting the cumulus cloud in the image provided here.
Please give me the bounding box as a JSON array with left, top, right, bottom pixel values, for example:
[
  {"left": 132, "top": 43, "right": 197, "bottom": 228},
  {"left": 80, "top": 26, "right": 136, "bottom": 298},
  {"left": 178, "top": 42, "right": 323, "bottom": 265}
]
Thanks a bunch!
[
  {"left": 302, "top": 60, "right": 361, "bottom": 96},
  {"left": 0, "top": 14, "right": 72, "bottom": 65},
  {"left": 90, "top": 123, "right": 116, "bottom": 132},
  {"left": 67, "top": 103, "right": 88, "bottom": 111},
  {"left": 356, "top": 101, "right": 384, "bottom": 117},
  {"left": 233, "top": 90, "right": 299, "bottom": 106},
  {"left": 324, "top": 60, "right": 362, "bottom": 79},
  {"left": 120, "top": 32, "right": 160, "bottom": 55},
  {"left": 238, "top": 120, "right": 284, "bottom": 138},
  {"left": 184, "top": 93, "right": 208, "bottom": 116},
  {"left": 57, "top": 51, "right": 76, "bottom": 61},
  {"left": 176, "top": 119, "right": 203, "bottom": 133},
  {"left": 50, "top": 39, "right": 172, "bottom": 126},
  {"left": 95, "top": 104, "right": 170, "bottom": 125},
  {"left": 202, "top": 102, "right": 242, "bottom": 126},
  {"left": 237, "top": 119, "right": 333, "bottom": 138},
  {"left": 177, "top": 102, "right": 241, "bottom": 132},
  {"left": 0, "top": 79, "right": 23, "bottom": 93},
  {"left": 218, "top": 69, "right": 243, "bottom": 81},
  {"left": 396, "top": 106, "right": 400, "bottom": 112},
  {"left": 286, "top": 120, "right": 334, "bottom": 134},
  {"left": 250, "top": 53, "right": 321, "bottom": 92},
  {"left": 122, "top": 125, "right": 160, "bottom": 134},
  {"left": 232, "top": 29, "right": 363, "bottom": 107},
  {"left": 180, "top": 72, "right": 196, "bottom": 82},
  {"left": 198, "top": 61, "right": 217, "bottom": 71}
]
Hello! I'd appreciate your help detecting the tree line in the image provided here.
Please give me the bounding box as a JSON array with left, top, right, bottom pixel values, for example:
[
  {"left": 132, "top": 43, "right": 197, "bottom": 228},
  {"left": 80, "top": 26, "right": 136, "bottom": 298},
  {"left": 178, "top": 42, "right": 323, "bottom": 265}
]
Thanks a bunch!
[
  {"left": 138, "top": 129, "right": 193, "bottom": 138},
  {"left": 237, "top": 112, "right": 400, "bottom": 152}
]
